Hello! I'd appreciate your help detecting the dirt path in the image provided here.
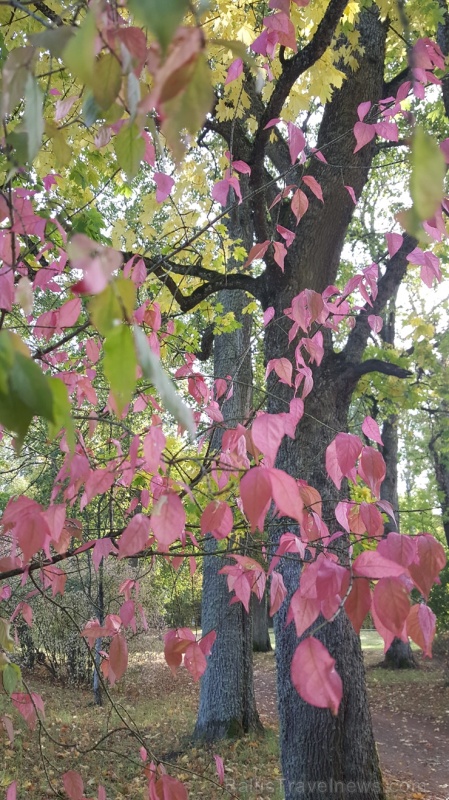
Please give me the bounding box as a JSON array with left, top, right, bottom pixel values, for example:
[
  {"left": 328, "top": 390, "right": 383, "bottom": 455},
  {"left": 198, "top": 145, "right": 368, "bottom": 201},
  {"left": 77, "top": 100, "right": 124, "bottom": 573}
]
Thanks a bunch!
[{"left": 253, "top": 656, "right": 449, "bottom": 800}]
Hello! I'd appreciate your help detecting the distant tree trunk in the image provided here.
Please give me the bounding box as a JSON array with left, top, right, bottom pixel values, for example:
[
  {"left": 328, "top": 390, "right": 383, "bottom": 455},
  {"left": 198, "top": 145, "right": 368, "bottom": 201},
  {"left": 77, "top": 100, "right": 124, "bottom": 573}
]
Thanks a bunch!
[
  {"left": 194, "top": 247, "right": 262, "bottom": 738},
  {"left": 93, "top": 557, "right": 104, "bottom": 706},
  {"left": 379, "top": 301, "right": 416, "bottom": 670},
  {"left": 252, "top": 592, "right": 272, "bottom": 652},
  {"left": 429, "top": 429, "right": 449, "bottom": 549}
]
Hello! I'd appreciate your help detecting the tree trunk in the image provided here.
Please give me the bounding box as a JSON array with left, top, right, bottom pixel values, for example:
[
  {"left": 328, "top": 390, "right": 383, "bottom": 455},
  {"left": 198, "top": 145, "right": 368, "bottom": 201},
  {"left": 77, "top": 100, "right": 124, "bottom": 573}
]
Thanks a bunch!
[
  {"left": 429, "top": 432, "right": 449, "bottom": 549},
  {"left": 267, "top": 357, "right": 384, "bottom": 800},
  {"left": 194, "top": 271, "right": 262, "bottom": 738},
  {"left": 252, "top": 592, "right": 272, "bottom": 653}
]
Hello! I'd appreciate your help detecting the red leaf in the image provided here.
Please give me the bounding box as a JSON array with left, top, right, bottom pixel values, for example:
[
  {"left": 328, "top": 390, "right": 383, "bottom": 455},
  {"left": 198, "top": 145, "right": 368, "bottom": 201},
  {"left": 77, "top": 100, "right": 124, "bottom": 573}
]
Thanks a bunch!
[
  {"left": 63, "top": 771, "right": 84, "bottom": 800},
  {"left": 243, "top": 240, "right": 270, "bottom": 268},
  {"left": 359, "top": 502, "right": 384, "bottom": 538},
  {"left": 291, "top": 638, "right": 342, "bottom": 715},
  {"left": 344, "top": 578, "right": 371, "bottom": 635},
  {"left": 408, "top": 533, "right": 446, "bottom": 598},
  {"left": 164, "top": 628, "right": 195, "bottom": 674},
  {"left": 373, "top": 577, "right": 410, "bottom": 637},
  {"left": 109, "top": 634, "right": 128, "bottom": 685},
  {"left": 358, "top": 446, "right": 386, "bottom": 498},
  {"left": 407, "top": 604, "right": 436, "bottom": 657},
  {"left": 201, "top": 501, "right": 233, "bottom": 540},
  {"left": 118, "top": 513, "right": 151, "bottom": 559},
  {"left": 198, "top": 630, "right": 216, "bottom": 656},
  {"left": 58, "top": 297, "right": 81, "bottom": 328}
]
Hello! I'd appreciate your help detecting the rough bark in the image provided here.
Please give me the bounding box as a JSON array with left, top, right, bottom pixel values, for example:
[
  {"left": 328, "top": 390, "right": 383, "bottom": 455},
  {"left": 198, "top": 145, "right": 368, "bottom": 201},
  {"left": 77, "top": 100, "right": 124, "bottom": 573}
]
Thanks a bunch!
[
  {"left": 194, "top": 199, "right": 262, "bottom": 740},
  {"left": 252, "top": 591, "right": 272, "bottom": 653},
  {"left": 260, "top": 10, "right": 389, "bottom": 798}
]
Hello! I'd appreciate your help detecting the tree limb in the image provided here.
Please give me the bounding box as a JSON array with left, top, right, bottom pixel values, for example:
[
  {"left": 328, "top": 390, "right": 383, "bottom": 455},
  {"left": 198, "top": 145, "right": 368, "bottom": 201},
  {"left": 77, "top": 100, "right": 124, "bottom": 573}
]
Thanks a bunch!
[{"left": 349, "top": 358, "right": 412, "bottom": 379}]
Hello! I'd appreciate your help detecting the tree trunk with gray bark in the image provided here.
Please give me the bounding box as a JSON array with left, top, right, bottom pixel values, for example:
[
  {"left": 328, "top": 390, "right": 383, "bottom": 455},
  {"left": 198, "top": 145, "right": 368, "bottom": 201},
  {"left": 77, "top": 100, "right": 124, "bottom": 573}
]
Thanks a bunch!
[{"left": 252, "top": 592, "right": 272, "bottom": 653}]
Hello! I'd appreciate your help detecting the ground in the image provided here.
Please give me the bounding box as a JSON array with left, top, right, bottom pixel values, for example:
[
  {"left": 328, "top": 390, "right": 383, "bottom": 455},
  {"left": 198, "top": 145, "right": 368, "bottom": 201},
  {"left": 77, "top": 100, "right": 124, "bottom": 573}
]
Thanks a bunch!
[{"left": 0, "top": 630, "right": 448, "bottom": 799}]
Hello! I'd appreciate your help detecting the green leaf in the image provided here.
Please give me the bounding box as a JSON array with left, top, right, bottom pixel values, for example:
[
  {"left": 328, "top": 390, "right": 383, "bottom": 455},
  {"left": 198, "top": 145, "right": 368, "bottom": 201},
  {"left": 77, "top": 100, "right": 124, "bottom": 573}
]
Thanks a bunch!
[
  {"left": 104, "top": 324, "right": 137, "bottom": 414},
  {"left": 31, "top": 26, "right": 75, "bottom": 59},
  {"left": 47, "top": 377, "right": 75, "bottom": 452},
  {"left": 10, "top": 353, "right": 54, "bottom": 422},
  {"left": 82, "top": 93, "right": 102, "bottom": 128},
  {"left": 24, "top": 73, "right": 44, "bottom": 162},
  {"left": 2, "top": 663, "right": 21, "bottom": 696},
  {"left": 134, "top": 325, "right": 196, "bottom": 441},
  {"left": 0, "top": 332, "right": 14, "bottom": 394},
  {"left": 89, "top": 284, "right": 123, "bottom": 336},
  {"left": 115, "top": 278, "right": 137, "bottom": 320},
  {"left": 62, "top": 11, "right": 96, "bottom": 85},
  {"left": 128, "top": 0, "right": 189, "bottom": 53},
  {"left": 0, "top": 618, "right": 14, "bottom": 652},
  {"left": 162, "top": 53, "right": 213, "bottom": 161},
  {"left": 410, "top": 125, "right": 445, "bottom": 222},
  {"left": 92, "top": 53, "right": 122, "bottom": 110},
  {"left": 1, "top": 45, "right": 35, "bottom": 119},
  {"left": 113, "top": 123, "right": 145, "bottom": 180}
]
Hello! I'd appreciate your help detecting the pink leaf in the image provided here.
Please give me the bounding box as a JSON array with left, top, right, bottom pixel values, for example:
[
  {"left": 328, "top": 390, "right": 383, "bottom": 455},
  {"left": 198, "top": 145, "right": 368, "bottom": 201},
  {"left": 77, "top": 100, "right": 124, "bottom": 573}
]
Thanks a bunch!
[
  {"left": 212, "top": 178, "right": 231, "bottom": 206},
  {"left": 344, "top": 185, "right": 357, "bottom": 204},
  {"left": 154, "top": 173, "right": 174, "bottom": 203},
  {"left": 291, "top": 638, "right": 342, "bottom": 715},
  {"left": 385, "top": 232, "right": 403, "bottom": 258},
  {"left": 353, "top": 121, "right": 375, "bottom": 153},
  {"left": 291, "top": 189, "right": 309, "bottom": 223},
  {"left": 184, "top": 641, "right": 207, "bottom": 680},
  {"left": 201, "top": 501, "right": 233, "bottom": 539},
  {"left": 266, "top": 357, "right": 292, "bottom": 386},
  {"left": 377, "top": 531, "right": 416, "bottom": 568},
  {"left": 264, "top": 117, "right": 281, "bottom": 129},
  {"left": 407, "top": 604, "right": 436, "bottom": 657},
  {"left": 6, "top": 782, "right": 16, "bottom": 800},
  {"left": 270, "top": 571, "right": 287, "bottom": 616},
  {"left": 302, "top": 174, "right": 324, "bottom": 202},
  {"left": 359, "top": 502, "right": 384, "bottom": 538},
  {"left": 357, "top": 101, "right": 371, "bottom": 121},
  {"left": 240, "top": 468, "right": 272, "bottom": 532},
  {"left": 408, "top": 534, "right": 446, "bottom": 599},
  {"left": 263, "top": 306, "right": 275, "bottom": 325},
  {"left": 288, "top": 591, "right": 320, "bottom": 636},
  {"left": 252, "top": 413, "right": 285, "bottom": 467},
  {"left": 361, "top": 416, "right": 383, "bottom": 445},
  {"left": 353, "top": 551, "right": 406, "bottom": 579},
  {"left": 199, "top": 630, "right": 216, "bottom": 656},
  {"left": 287, "top": 122, "right": 306, "bottom": 163},
  {"left": 325, "top": 433, "right": 363, "bottom": 489},
  {"left": 268, "top": 467, "right": 304, "bottom": 524},
  {"left": 151, "top": 492, "right": 186, "bottom": 550},
  {"left": 273, "top": 241, "right": 287, "bottom": 271},
  {"left": 63, "top": 771, "right": 84, "bottom": 800},
  {"left": 232, "top": 159, "right": 251, "bottom": 175},
  {"left": 276, "top": 224, "right": 295, "bottom": 247},
  {"left": 118, "top": 513, "right": 151, "bottom": 559},
  {"left": 92, "top": 538, "right": 117, "bottom": 571},
  {"left": 243, "top": 240, "right": 270, "bottom": 268},
  {"left": 225, "top": 58, "right": 243, "bottom": 84},
  {"left": 109, "top": 634, "right": 128, "bottom": 685},
  {"left": 368, "top": 314, "right": 383, "bottom": 333},
  {"left": 214, "top": 754, "right": 225, "bottom": 785}
]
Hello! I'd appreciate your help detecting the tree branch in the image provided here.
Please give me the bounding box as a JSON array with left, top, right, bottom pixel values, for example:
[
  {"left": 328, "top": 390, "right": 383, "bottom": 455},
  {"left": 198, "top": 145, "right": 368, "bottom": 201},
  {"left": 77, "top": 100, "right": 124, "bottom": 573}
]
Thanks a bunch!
[{"left": 350, "top": 358, "right": 412, "bottom": 380}]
